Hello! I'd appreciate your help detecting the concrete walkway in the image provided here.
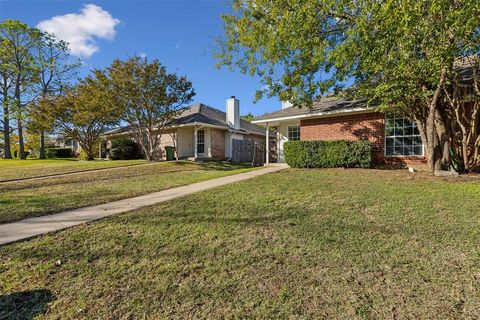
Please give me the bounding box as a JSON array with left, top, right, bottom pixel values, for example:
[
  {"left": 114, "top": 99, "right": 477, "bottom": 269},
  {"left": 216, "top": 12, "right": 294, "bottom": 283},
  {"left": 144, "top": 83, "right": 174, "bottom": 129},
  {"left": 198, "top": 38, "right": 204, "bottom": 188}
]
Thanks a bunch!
[{"left": 0, "top": 164, "right": 287, "bottom": 246}]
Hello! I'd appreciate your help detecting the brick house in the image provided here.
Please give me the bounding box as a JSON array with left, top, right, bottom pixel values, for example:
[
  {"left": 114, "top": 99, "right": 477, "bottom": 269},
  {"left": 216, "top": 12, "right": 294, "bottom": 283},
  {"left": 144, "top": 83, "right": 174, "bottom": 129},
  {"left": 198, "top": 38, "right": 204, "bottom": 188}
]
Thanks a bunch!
[
  {"left": 252, "top": 97, "right": 426, "bottom": 165},
  {"left": 103, "top": 97, "right": 270, "bottom": 161}
]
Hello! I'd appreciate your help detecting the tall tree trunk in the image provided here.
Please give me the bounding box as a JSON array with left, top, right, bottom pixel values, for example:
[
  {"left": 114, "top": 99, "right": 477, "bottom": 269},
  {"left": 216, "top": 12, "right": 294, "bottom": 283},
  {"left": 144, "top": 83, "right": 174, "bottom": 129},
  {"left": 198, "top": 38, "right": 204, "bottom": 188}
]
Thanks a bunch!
[
  {"left": 14, "top": 80, "right": 25, "bottom": 159},
  {"left": 17, "top": 118, "right": 25, "bottom": 159},
  {"left": 2, "top": 105, "right": 11, "bottom": 159},
  {"left": 39, "top": 131, "right": 46, "bottom": 159},
  {"left": 426, "top": 110, "right": 440, "bottom": 171},
  {"left": 426, "top": 70, "right": 447, "bottom": 173},
  {"left": 435, "top": 110, "right": 451, "bottom": 170}
]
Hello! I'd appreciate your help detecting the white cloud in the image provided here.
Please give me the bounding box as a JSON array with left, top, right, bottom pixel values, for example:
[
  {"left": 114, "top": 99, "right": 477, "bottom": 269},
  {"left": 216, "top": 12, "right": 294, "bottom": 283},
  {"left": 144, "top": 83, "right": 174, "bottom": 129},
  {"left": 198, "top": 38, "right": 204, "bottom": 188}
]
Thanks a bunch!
[
  {"left": 139, "top": 52, "right": 147, "bottom": 58},
  {"left": 37, "top": 4, "right": 120, "bottom": 58}
]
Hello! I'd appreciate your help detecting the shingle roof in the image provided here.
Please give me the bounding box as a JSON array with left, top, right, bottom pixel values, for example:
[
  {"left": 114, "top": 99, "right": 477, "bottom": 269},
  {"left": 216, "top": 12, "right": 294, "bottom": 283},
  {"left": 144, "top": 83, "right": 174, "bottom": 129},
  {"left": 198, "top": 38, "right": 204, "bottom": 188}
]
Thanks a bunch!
[
  {"left": 253, "top": 96, "right": 369, "bottom": 123},
  {"left": 103, "top": 103, "right": 267, "bottom": 136}
]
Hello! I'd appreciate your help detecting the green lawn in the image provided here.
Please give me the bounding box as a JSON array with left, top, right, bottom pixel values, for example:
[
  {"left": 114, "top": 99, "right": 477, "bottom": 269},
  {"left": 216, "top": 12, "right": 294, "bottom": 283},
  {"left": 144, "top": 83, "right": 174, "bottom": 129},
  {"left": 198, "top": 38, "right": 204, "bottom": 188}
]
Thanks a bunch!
[
  {"left": 0, "top": 161, "right": 257, "bottom": 224},
  {"left": 0, "top": 158, "right": 149, "bottom": 181},
  {"left": 2, "top": 169, "right": 480, "bottom": 318}
]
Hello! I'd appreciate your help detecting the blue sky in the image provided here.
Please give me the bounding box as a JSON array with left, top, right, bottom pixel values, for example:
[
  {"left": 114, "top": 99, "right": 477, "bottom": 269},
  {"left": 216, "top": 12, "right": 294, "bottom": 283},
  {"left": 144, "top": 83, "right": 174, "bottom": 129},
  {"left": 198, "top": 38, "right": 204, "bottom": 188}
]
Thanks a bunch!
[{"left": 0, "top": 0, "right": 281, "bottom": 116}]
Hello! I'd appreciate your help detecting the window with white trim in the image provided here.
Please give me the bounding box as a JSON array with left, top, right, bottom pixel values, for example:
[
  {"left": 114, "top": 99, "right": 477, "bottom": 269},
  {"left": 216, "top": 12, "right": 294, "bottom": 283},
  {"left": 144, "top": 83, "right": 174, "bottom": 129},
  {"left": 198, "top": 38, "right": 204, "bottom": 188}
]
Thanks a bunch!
[
  {"left": 385, "top": 113, "right": 423, "bottom": 156},
  {"left": 197, "top": 129, "right": 205, "bottom": 154},
  {"left": 287, "top": 125, "right": 300, "bottom": 141}
]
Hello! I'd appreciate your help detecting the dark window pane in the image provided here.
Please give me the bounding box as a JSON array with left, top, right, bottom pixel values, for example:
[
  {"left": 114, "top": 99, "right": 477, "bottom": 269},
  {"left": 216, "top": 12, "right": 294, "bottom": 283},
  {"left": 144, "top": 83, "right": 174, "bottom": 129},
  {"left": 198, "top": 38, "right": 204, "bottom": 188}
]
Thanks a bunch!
[
  {"left": 385, "top": 127, "right": 394, "bottom": 136},
  {"left": 386, "top": 138, "right": 395, "bottom": 147},
  {"left": 288, "top": 126, "right": 300, "bottom": 141},
  {"left": 386, "top": 117, "right": 395, "bottom": 129},
  {"left": 404, "top": 146, "right": 414, "bottom": 155},
  {"left": 395, "top": 118, "right": 404, "bottom": 128},
  {"left": 404, "top": 118, "right": 414, "bottom": 127},
  {"left": 385, "top": 113, "right": 424, "bottom": 156},
  {"left": 413, "top": 136, "right": 422, "bottom": 146},
  {"left": 394, "top": 137, "right": 403, "bottom": 146},
  {"left": 404, "top": 126, "right": 413, "bottom": 135},
  {"left": 404, "top": 137, "right": 413, "bottom": 146},
  {"left": 197, "top": 130, "right": 205, "bottom": 153}
]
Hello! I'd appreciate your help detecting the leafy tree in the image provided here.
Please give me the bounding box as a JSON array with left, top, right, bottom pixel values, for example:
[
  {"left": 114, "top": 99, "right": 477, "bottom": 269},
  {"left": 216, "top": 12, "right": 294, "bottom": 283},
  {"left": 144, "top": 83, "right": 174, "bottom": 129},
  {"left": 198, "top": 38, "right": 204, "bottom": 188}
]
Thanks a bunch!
[
  {"left": 442, "top": 57, "right": 480, "bottom": 172},
  {"left": 241, "top": 112, "right": 255, "bottom": 122},
  {"left": 30, "top": 32, "right": 80, "bottom": 159},
  {"left": 47, "top": 71, "right": 121, "bottom": 160},
  {"left": 26, "top": 96, "right": 56, "bottom": 157},
  {"left": 0, "top": 20, "right": 42, "bottom": 160},
  {"left": 216, "top": 0, "right": 480, "bottom": 172},
  {"left": 106, "top": 56, "right": 195, "bottom": 160},
  {"left": 0, "top": 34, "right": 14, "bottom": 159}
]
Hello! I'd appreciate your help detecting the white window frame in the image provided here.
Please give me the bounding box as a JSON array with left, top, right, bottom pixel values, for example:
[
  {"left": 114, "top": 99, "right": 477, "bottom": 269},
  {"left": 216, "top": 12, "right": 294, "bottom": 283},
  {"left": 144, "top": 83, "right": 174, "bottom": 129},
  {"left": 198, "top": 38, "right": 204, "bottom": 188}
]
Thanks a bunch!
[
  {"left": 196, "top": 129, "right": 205, "bottom": 154},
  {"left": 384, "top": 113, "right": 424, "bottom": 157},
  {"left": 287, "top": 125, "right": 300, "bottom": 141}
]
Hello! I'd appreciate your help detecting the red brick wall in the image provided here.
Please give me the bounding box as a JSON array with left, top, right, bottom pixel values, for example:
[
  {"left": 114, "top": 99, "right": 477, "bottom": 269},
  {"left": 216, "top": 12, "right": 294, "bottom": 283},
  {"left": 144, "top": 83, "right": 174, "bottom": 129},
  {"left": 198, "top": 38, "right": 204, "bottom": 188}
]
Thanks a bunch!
[
  {"left": 300, "top": 112, "right": 426, "bottom": 165},
  {"left": 210, "top": 129, "right": 225, "bottom": 159}
]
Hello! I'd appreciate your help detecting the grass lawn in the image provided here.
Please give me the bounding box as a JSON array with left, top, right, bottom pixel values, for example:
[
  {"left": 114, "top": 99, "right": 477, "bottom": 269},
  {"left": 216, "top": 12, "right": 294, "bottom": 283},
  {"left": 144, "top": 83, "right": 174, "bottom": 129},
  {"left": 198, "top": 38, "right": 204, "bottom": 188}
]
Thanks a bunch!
[
  {"left": 0, "top": 161, "right": 257, "bottom": 224},
  {"left": 2, "top": 168, "right": 480, "bottom": 318},
  {"left": 0, "top": 158, "right": 150, "bottom": 181}
]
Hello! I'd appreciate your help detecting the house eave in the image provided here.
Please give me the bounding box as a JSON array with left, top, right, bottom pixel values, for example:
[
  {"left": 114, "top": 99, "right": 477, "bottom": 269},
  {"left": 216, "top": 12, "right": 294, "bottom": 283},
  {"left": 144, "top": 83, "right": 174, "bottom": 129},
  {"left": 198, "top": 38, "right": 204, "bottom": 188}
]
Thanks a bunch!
[
  {"left": 101, "top": 122, "right": 265, "bottom": 138},
  {"left": 252, "top": 107, "right": 376, "bottom": 124}
]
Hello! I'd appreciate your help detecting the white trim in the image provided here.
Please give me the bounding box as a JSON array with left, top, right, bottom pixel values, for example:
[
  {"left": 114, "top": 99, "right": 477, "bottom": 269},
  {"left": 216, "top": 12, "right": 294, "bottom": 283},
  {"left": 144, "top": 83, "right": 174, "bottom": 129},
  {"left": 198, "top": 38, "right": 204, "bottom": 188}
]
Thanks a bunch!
[
  {"left": 252, "top": 107, "right": 372, "bottom": 124},
  {"left": 196, "top": 128, "right": 206, "bottom": 157},
  {"left": 102, "top": 122, "right": 268, "bottom": 139},
  {"left": 287, "top": 125, "right": 301, "bottom": 141},
  {"left": 265, "top": 123, "right": 269, "bottom": 164},
  {"left": 103, "top": 122, "right": 231, "bottom": 138}
]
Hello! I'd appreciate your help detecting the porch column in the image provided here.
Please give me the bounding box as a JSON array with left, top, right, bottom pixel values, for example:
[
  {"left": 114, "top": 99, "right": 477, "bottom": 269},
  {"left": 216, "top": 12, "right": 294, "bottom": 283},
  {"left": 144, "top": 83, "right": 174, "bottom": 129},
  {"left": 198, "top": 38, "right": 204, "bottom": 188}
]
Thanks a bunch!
[
  {"left": 194, "top": 127, "right": 198, "bottom": 158},
  {"left": 265, "top": 122, "right": 270, "bottom": 165},
  {"left": 98, "top": 140, "right": 102, "bottom": 159},
  {"left": 175, "top": 129, "right": 179, "bottom": 160}
]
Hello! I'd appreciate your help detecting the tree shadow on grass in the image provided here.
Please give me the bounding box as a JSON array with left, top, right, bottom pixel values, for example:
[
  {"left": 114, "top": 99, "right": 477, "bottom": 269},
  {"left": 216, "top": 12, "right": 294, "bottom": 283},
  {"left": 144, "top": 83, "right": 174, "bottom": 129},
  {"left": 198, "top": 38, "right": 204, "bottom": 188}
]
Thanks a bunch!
[{"left": 0, "top": 289, "right": 53, "bottom": 320}]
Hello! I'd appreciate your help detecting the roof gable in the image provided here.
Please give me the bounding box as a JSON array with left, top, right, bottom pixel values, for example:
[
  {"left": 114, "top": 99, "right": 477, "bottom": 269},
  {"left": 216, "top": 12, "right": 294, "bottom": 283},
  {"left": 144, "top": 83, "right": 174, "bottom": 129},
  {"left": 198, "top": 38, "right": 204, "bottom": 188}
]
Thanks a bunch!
[{"left": 103, "top": 103, "right": 267, "bottom": 137}]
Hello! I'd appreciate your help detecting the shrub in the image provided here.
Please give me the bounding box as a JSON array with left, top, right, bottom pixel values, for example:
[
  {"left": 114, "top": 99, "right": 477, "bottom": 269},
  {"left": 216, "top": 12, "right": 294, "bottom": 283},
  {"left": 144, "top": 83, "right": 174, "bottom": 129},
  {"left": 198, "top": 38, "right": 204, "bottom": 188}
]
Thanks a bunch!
[
  {"left": 45, "top": 147, "right": 74, "bottom": 159},
  {"left": 12, "top": 150, "right": 30, "bottom": 159},
  {"left": 284, "top": 140, "right": 372, "bottom": 168},
  {"left": 78, "top": 143, "right": 99, "bottom": 160},
  {"left": 109, "top": 138, "right": 140, "bottom": 160}
]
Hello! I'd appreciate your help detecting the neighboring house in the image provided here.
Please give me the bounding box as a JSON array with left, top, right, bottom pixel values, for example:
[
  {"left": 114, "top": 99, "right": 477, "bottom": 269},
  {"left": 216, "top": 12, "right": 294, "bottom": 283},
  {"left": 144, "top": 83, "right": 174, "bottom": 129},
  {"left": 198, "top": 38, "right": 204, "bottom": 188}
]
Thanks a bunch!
[
  {"left": 252, "top": 97, "right": 425, "bottom": 165},
  {"left": 53, "top": 135, "right": 81, "bottom": 153},
  {"left": 103, "top": 96, "right": 272, "bottom": 161}
]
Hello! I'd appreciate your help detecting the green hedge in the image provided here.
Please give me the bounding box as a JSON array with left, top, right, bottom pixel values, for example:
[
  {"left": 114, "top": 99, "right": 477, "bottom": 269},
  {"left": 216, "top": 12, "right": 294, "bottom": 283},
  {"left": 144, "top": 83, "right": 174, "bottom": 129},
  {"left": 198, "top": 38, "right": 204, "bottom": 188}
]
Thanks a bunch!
[
  {"left": 45, "top": 147, "right": 74, "bottom": 159},
  {"left": 109, "top": 138, "right": 140, "bottom": 160},
  {"left": 284, "top": 140, "right": 372, "bottom": 168}
]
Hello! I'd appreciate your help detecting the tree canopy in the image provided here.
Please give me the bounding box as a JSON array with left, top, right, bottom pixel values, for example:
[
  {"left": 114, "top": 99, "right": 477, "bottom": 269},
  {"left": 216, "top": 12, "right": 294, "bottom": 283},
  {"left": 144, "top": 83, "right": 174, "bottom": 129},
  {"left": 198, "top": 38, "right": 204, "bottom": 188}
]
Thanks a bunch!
[
  {"left": 216, "top": 0, "right": 480, "bottom": 172},
  {"left": 48, "top": 71, "right": 121, "bottom": 160},
  {"left": 105, "top": 56, "right": 195, "bottom": 160},
  {"left": 0, "top": 19, "right": 79, "bottom": 159}
]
